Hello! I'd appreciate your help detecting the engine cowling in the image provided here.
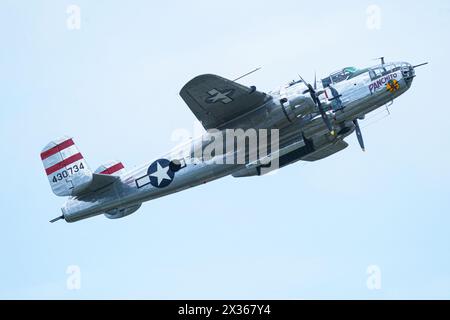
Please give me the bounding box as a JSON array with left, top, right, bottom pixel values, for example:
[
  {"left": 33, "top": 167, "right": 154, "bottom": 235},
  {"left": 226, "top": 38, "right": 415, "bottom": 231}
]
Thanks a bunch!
[{"left": 104, "top": 203, "right": 142, "bottom": 219}]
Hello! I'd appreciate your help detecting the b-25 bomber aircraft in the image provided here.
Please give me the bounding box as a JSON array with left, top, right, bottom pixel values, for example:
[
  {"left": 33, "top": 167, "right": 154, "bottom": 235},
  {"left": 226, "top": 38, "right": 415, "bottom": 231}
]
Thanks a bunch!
[{"left": 41, "top": 58, "right": 427, "bottom": 223}]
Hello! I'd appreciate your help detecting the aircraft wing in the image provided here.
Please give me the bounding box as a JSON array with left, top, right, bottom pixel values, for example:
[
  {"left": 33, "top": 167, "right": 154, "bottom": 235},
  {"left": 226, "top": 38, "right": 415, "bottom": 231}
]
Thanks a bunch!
[{"left": 180, "top": 74, "right": 269, "bottom": 130}]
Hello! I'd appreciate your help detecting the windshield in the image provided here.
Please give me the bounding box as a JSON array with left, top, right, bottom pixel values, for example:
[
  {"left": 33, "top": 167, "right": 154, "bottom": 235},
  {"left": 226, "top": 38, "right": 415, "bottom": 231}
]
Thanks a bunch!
[
  {"left": 330, "top": 67, "right": 358, "bottom": 83},
  {"left": 322, "top": 66, "right": 367, "bottom": 87}
]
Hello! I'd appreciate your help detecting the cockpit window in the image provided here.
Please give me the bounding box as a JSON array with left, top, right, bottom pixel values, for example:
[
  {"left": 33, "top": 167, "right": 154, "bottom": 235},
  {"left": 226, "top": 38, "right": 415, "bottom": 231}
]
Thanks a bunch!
[
  {"left": 344, "top": 67, "right": 358, "bottom": 73},
  {"left": 328, "top": 67, "right": 360, "bottom": 84},
  {"left": 370, "top": 63, "right": 401, "bottom": 80},
  {"left": 330, "top": 67, "right": 355, "bottom": 83},
  {"left": 347, "top": 68, "right": 370, "bottom": 80},
  {"left": 322, "top": 66, "right": 367, "bottom": 87},
  {"left": 385, "top": 63, "right": 402, "bottom": 73},
  {"left": 371, "top": 67, "right": 384, "bottom": 79}
]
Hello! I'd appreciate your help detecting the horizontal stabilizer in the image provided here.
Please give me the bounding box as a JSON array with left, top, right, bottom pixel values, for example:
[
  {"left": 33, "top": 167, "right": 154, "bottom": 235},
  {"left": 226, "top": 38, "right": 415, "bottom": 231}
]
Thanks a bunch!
[
  {"left": 95, "top": 160, "right": 125, "bottom": 176},
  {"left": 77, "top": 173, "right": 119, "bottom": 195},
  {"left": 41, "top": 136, "right": 121, "bottom": 197}
]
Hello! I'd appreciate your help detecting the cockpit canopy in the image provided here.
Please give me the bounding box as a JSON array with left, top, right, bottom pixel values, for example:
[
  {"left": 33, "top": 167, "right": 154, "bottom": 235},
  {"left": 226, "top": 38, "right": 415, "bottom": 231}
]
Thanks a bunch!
[
  {"left": 331, "top": 67, "right": 358, "bottom": 82},
  {"left": 321, "top": 62, "right": 412, "bottom": 87},
  {"left": 322, "top": 66, "right": 360, "bottom": 87}
]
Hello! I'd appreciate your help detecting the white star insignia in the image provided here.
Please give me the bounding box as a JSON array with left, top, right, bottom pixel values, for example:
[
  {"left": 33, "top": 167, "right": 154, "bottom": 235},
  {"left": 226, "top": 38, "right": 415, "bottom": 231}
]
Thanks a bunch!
[{"left": 150, "top": 162, "right": 171, "bottom": 186}]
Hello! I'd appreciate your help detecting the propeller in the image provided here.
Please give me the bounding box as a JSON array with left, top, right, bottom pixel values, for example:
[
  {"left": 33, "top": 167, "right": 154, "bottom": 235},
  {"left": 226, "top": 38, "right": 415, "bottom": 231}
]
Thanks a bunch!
[
  {"left": 313, "top": 71, "right": 317, "bottom": 90},
  {"left": 299, "top": 74, "right": 336, "bottom": 136},
  {"left": 353, "top": 119, "right": 365, "bottom": 152}
]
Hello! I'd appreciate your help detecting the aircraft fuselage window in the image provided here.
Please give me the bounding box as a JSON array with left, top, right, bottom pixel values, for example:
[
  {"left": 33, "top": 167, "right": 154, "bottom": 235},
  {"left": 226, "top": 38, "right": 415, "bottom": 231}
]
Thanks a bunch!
[
  {"left": 322, "top": 77, "right": 332, "bottom": 88},
  {"left": 370, "top": 67, "right": 384, "bottom": 80},
  {"left": 386, "top": 65, "right": 401, "bottom": 73},
  {"left": 331, "top": 71, "right": 349, "bottom": 83},
  {"left": 370, "top": 64, "right": 403, "bottom": 80}
]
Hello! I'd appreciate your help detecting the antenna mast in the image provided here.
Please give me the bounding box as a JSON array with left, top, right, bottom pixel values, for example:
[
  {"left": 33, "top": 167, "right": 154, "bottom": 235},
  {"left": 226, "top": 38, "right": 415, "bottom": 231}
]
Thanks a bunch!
[{"left": 233, "top": 67, "right": 261, "bottom": 82}]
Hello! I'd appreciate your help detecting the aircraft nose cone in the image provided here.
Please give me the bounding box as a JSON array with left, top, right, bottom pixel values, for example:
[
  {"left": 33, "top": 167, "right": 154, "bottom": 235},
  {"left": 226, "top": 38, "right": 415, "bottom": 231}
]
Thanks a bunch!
[{"left": 401, "top": 62, "right": 415, "bottom": 85}]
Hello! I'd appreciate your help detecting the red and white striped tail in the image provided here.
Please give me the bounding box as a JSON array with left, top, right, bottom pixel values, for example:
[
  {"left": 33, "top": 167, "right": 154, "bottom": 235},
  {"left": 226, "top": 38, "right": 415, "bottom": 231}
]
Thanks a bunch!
[
  {"left": 95, "top": 160, "right": 125, "bottom": 176},
  {"left": 40, "top": 136, "right": 93, "bottom": 196}
]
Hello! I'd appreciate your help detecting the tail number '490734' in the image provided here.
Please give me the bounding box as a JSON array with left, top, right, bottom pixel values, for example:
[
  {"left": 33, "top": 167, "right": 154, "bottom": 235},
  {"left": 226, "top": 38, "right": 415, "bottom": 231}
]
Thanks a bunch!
[{"left": 52, "top": 163, "right": 85, "bottom": 183}]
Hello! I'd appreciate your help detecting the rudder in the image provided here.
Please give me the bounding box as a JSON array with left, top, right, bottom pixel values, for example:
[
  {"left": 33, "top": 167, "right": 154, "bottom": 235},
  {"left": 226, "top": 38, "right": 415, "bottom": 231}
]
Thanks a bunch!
[{"left": 40, "top": 136, "right": 93, "bottom": 196}]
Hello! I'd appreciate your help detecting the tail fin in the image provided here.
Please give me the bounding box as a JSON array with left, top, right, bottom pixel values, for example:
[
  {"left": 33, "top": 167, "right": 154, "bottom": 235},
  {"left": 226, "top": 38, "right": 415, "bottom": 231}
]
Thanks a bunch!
[{"left": 40, "top": 136, "right": 93, "bottom": 196}]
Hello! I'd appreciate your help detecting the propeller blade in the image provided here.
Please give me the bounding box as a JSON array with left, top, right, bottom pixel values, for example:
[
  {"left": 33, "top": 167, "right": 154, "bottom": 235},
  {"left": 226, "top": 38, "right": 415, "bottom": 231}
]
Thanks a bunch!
[
  {"left": 313, "top": 71, "right": 317, "bottom": 90},
  {"left": 353, "top": 119, "right": 365, "bottom": 151},
  {"left": 299, "top": 73, "right": 335, "bottom": 136},
  {"left": 298, "top": 74, "right": 308, "bottom": 87},
  {"left": 318, "top": 101, "right": 335, "bottom": 135}
]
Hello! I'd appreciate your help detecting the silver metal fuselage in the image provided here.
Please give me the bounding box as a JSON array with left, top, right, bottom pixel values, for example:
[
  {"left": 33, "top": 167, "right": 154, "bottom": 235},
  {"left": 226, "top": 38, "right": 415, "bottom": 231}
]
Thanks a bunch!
[{"left": 62, "top": 62, "right": 415, "bottom": 222}]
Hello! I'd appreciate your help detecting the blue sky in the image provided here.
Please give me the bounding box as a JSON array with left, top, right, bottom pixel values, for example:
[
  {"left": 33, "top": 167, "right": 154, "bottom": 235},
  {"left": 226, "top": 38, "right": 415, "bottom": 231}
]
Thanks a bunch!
[{"left": 1, "top": 0, "right": 449, "bottom": 299}]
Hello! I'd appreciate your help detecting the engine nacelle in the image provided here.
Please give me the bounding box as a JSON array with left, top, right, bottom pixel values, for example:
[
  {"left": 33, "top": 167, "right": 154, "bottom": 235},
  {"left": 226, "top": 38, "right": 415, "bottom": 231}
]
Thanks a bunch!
[
  {"left": 104, "top": 203, "right": 142, "bottom": 219},
  {"left": 281, "top": 95, "right": 316, "bottom": 120}
]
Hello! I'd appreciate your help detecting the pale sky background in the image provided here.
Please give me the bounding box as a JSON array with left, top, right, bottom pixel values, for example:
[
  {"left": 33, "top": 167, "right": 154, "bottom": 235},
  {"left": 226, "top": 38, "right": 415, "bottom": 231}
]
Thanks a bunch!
[{"left": 1, "top": 0, "right": 449, "bottom": 299}]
